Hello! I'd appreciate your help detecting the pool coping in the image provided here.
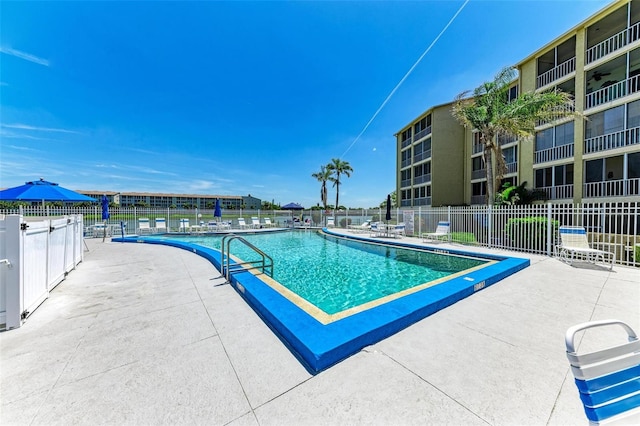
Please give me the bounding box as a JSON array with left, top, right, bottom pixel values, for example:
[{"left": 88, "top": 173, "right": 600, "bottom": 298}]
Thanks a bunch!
[{"left": 113, "top": 229, "right": 529, "bottom": 374}]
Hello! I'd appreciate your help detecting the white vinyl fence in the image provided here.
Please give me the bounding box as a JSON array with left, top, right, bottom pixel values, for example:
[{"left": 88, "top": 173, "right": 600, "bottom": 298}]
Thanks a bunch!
[{"left": 0, "top": 214, "right": 84, "bottom": 330}]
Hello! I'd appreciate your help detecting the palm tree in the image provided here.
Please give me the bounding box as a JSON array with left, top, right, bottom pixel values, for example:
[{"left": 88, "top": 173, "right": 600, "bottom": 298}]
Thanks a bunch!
[
  {"left": 451, "top": 66, "right": 577, "bottom": 204},
  {"left": 327, "top": 158, "right": 353, "bottom": 210},
  {"left": 311, "top": 165, "right": 332, "bottom": 210}
]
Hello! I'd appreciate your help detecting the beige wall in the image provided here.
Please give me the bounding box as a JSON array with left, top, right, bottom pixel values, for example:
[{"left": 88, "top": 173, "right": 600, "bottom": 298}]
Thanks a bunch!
[{"left": 431, "top": 105, "right": 465, "bottom": 206}]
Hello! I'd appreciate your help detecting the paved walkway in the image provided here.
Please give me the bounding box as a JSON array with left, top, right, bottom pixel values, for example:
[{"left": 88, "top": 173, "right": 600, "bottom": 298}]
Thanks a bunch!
[{"left": 1, "top": 232, "right": 638, "bottom": 425}]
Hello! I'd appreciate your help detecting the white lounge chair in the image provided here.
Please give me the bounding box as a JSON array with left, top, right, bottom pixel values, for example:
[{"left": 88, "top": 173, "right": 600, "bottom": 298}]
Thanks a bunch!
[
  {"left": 388, "top": 223, "right": 405, "bottom": 238},
  {"left": 179, "top": 218, "right": 190, "bottom": 232},
  {"left": 565, "top": 319, "right": 640, "bottom": 424},
  {"left": 237, "top": 218, "right": 249, "bottom": 229},
  {"left": 137, "top": 218, "right": 152, "bottom": 234},
  {"left": 555, "top": 226, "right": 615, "bottom": 270},
  {"left": 422, "top": 221, "right": 450, "bottom": 242},
  {"left": 349, "top": 221, "right": 370, "bottom": 233},
  {"left": 369, "top": 222, "right": 385, "bottom": 237},
  {"left": 155, "top": 218, "right": 167, "bottom": 233},
  {"left": 326, "top": 217, "right": 335, "bottom": 228},
  {"left": 251, "top": 217, "right": 261, "bottom": 228},
  {"left": 262, "top": 217, "right": 274, "bottom": 227}
]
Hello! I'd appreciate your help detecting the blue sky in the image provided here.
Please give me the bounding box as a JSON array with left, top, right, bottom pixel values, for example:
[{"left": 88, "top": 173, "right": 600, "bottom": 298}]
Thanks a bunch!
[{"left": 1, "top": 0, "right": 611, "bottom": 208}]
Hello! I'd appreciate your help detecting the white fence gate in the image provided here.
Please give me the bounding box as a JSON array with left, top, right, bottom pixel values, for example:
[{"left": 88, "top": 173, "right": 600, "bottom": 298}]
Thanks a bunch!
[{"left": 0, "top": 214, "right": 84, "bottom": 330}]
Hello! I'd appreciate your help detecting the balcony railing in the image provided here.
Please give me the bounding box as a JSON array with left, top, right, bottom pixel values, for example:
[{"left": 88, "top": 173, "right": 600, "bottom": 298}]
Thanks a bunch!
[
  {"left": 471, "top": 169, "right": 486, "bottom": 180},
  {"left": 414, "top": 125, "right": 432, "bottom": 141},
  {"left": 470, "top": 195, "right": 486, "bottom": 205},
  {"left": 584, "top": 178, "right": 640, "bottom": 198},
  {"left": 584, "top": 126, "right": 640, "bottom": 154},
  {"left": 498, "top": 134, "right": 517, "bottom": 146},
  {"left": 534, "top": 143, "right": 574, "bottom": 164},
  {"left": 586, "top": 21, "right": 640, "bottom": 64},
  {"left": 401, "top": 179, "right": 411, "bottom": 188},
  {"left": 401, "top": 138, "right": 412, "bottom": 148},
  {"left": 505, "top": 162, "right": 517, "bottom": 174},
  {"left": 401, "top": 158, "right": 411, "bottom": 168},
  {"left": 413, "top": 149, "right": 431, "bottom": 163},
  {"left": 536, "top": 57, "right": 576, "bottom": 88},
  {"left": 536, "top": 104, "right": 575, "bottom": 127},
  {"left": 400, "top": 199, "right": 412, "bottom": 207},
  {"left": 413, "top": 196, "right": 432, "bottom": 206},
  {"left": 538, "top": 184, "right": 574, "bottom": 200},
  {"left": 413, "top": 174, "right": 431, "bottom": 185},
  {"left": 585, "top": 74, "right": 640, "bottom": 110}
]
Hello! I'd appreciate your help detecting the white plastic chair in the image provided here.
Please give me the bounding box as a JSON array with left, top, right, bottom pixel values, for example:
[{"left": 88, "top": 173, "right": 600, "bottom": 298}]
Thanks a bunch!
[
  {"left": 422, "top": 221, "right": 450, "bottom": 242},
  {"left": 565, "top": 319, "right": 640, "bottom": 425}
]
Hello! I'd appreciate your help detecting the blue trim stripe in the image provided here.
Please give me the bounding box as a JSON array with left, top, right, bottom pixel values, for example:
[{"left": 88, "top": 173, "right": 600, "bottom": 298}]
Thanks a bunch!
[
  {"left": 560, "top": 227, "right": 586, "bottom": 235},
  {"left": 575, "top": 365, "right": 640, "bottom": 393},
  {"left": 583, "top": 392, "right": 640, "bottom": 422},
  {"left": 438, "top": 221, "right": 450, "bottom": 226}
]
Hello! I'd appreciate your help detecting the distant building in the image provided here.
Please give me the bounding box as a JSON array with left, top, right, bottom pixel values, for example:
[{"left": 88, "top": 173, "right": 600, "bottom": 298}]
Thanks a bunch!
[
  {"left": 396, "top": 0, "right": 640, "bottom": 206},
  {"left": 79, "top": 190, "right": 262, "bottom": 210}
]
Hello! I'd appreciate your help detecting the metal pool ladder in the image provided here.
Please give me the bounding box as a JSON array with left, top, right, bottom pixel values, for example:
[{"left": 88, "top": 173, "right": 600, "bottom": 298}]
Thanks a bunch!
[{"left": 221, "top": 234, "right": 273, "bottom": 282}]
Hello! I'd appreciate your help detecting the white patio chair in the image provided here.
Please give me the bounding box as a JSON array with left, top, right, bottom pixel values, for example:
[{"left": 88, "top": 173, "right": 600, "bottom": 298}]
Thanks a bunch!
[
  {"left": 179, "top": 218, "right": 190, "bottom": 232},
  {"left": 251, "top": 217, "right": 261, "bottom": 228},
  {"left": 555, "top": 226, "right": 615, "bottom": 270},
  {"left": 262, "top": 217, "right": 274, "bottom": 227},
  {"left": 155, "top": 218, "right": 167, "bottom": 233},
  {"left": 565, "top": 319, "right": 640, "bottom": 425},
  {"left": 422, "top": 221, "right": 450, "bottom": 242},
  {"left": 369, "top": 222, "right": 385, "bottom": 237},
  {"left": 137, "top": 218, "right": 152, "bottom": 234},
  {"left": 389, "top": 223, "right": 405, "bottom": 238},
  {"left": 349, "top": 221, "right": 370, "bottom": 233},
  {"left": 237, "top": 218, "right": 249, "bottom": 229},
  {"left": 326, "top": 217, "right": 335, "bottom": 228}
]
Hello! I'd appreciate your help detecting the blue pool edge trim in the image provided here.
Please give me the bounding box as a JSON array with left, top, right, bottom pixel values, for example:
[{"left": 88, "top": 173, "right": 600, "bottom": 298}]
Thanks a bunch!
[{"left": 113, "top": 231, "right": 530, "bottom": 374}]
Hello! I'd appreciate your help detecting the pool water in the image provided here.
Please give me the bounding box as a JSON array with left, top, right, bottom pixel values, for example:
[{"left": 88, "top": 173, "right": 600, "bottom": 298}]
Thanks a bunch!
[{"left": 149, "top": 231, "right": 487, "bottom": 315}]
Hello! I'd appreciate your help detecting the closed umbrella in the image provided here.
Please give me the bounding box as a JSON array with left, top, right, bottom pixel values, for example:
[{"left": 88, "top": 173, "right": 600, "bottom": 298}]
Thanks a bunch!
[
  {"left": 101, "top": 195, "right": 110, "bottom": 241},
  {"left": 214, "top": 198, "right": 222, "bottom": 224},
  {"left": 385, "top": 194, "right": 392, "bottom": 222}
]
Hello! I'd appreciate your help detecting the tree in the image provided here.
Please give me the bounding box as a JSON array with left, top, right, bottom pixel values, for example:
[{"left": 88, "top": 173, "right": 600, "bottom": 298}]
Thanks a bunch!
[
  {"left": 311, "top": 165, "right": 332, "bottom": 210},
  {"left": 327, "top": 158, "right": 353, "bottom": 210},
  {"left": 451, "top": 66, "right": 577, "bottom": 204}
]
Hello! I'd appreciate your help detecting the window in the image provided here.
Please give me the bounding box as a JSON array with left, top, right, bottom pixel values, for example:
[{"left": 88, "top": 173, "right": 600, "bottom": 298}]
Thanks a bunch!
[
  {"left": 472, "top": 156, "right": 484, "bottom": 171},
  {"left": 401, "top": 169, "right": 411, "bottom": 181},
  {"left": 585, "top": 159, "right": 604, "bottom": 183},
  {"left": 535, "top": 128, "right": 554, "bottom": 151},
  {"left": 414, "top": 117, "right": 427, "bottom": 133},
  {"left": 628, "top": 152, "right": 640, "bottom": 178},
  {"left": 472, "top": 182, "right": 486, "bottom": 196},
  {"left": 586, "top": 105, "right": 624, "bottom": 138},
  {"left": 503, "top": 146, "right": 517, "bottom": 163},
  {"left": 535, "top": 167, "right": 553, "bottom": 187},
  {"left": 401, "top": 149, "right": 411, "bottom": 163},
  {"left": 508, "top": 85, "right": 518, "bottom": 102},
  {"left": 555, "top": 122, "right": 574, "bottom": 146},
  {"left": 554, "top": 164, "right": 574, "bottom": 185},
  {"left": 401, "top": 128, "right": 412, "bottom": 141},
  {"left": 628, "top": 100, "right": 640, "bottom": 128}
]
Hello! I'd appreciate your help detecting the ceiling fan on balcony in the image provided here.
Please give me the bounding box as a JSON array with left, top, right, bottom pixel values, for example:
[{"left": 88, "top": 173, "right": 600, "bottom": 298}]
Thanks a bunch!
[{"left": 589, "top": 70, "right": 611, "bottom": 81}]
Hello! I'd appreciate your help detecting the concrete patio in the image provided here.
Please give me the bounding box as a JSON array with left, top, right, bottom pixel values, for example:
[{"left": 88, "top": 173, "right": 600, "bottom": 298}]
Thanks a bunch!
[{"left": 1, "top": 232, "right": 638, "bottom": 425}]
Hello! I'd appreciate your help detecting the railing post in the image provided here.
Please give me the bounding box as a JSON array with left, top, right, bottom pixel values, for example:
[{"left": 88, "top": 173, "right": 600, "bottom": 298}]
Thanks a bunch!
[
  {"left": 487, "top": 205, "right": 493, "bottom": 248},
  {"left": 547, "top": 202, "right": 553, "bottom": 257}
]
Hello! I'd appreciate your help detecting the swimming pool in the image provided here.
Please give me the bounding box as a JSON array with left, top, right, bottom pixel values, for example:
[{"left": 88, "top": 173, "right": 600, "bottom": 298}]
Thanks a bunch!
[{"left": 114, "top": 229, "right": 529, "bottom": 373}]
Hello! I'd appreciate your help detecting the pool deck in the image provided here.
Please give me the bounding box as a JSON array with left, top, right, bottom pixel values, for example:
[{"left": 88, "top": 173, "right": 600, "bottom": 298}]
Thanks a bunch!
[{"left": 2, "top": 230, "right": 638, "bottom": 425}]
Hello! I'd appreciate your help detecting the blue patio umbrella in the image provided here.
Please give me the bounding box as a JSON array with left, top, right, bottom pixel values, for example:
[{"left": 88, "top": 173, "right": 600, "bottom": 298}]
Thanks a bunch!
[
  {"left": 214, "top": 198, "right": 222, "bottom": 219},
  {"left": 281, "top": 202, "right": 304, "bottom": 210},
  {"left": 0, "top": 178, "right": 96, "bottom": 203}
]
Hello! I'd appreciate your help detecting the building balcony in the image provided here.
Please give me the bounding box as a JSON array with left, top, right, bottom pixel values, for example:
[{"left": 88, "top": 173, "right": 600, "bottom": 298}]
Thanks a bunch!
[
  {"left": 414, "top": 126, "right": 432, "bottom": 141},
  {"left": 586, "top": 21, "right": 640, "bottom": 64},
  {"left": 537, "top": 57, "right": 575, "bottom": 88},
  {"left": 401, "top": 179, "right": 411, "bottom": 188},
  {"left": 534, "top": 143, "right": 574, "bottom": 164},
  {"left": 413, "top": 174, "right": 431, "bottom": 185},
  {"left": 401, "top": 159, "right": 411, "bottom": 168},
  {"left": 413, "top": 197, "right": 432, "bottom": 206},
  {"left": 470, "top": 195, "right": 486, "bottom": 205},
  {"left": 584, "top": 126, "right": 640, "bottom": 154},
  {"left": 400, "top": 199, "right": 412, "bottom": 207},
  {"left": 584, "top": 177, "right": 640, "bottom": 198},
  {"left": 585, "top": 74, "right": 640, "bottom": 110},
  {"left": 401, "top": 138, "right": 412, "bottom": 149},
  {"left": 498, "top": 134, "right": 517, "bottom": 146},
  {"left": 538, "top": 184, "right": 574, "bottom": 200},
  {"left": 471, "top": 169, "right": 485, "bottom": 180},
  {"left": 505, "top": 162, "right": 517, "bottom": 174},
  {"left": 413, "top": 150, "right": 431, "bottom": 163}
]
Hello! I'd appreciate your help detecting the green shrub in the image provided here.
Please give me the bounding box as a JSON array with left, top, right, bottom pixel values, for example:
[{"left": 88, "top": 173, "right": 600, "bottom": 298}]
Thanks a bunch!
[
  {"left": 505, "top": 216, "right": 558, "bottom": 251},
  {"left": 339, "top": 218, "right": 352, "bottom": 228},
  {"left": 450, "top": 232, "right": 477, "bottom": 244}
]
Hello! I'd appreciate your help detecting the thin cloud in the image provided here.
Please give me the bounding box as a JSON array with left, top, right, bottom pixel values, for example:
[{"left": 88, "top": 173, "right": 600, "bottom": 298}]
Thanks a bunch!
[
  {"left": 0, "top": 47, "right": 50, "bottom": 66},
  {"left": 2, "top": 123, "right": 79, "bottom": 134}
]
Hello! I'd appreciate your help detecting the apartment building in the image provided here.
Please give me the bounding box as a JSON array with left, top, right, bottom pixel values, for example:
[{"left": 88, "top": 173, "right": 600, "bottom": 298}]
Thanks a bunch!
[
  {"left": 396, "top": 102, "right": 465, "bottom": 207},
  {"left": 396, "top": 0, "right": 640, "bottom": 206},
  {"left": 79, "top": 191, "right": 262, "bottom": 210}
]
